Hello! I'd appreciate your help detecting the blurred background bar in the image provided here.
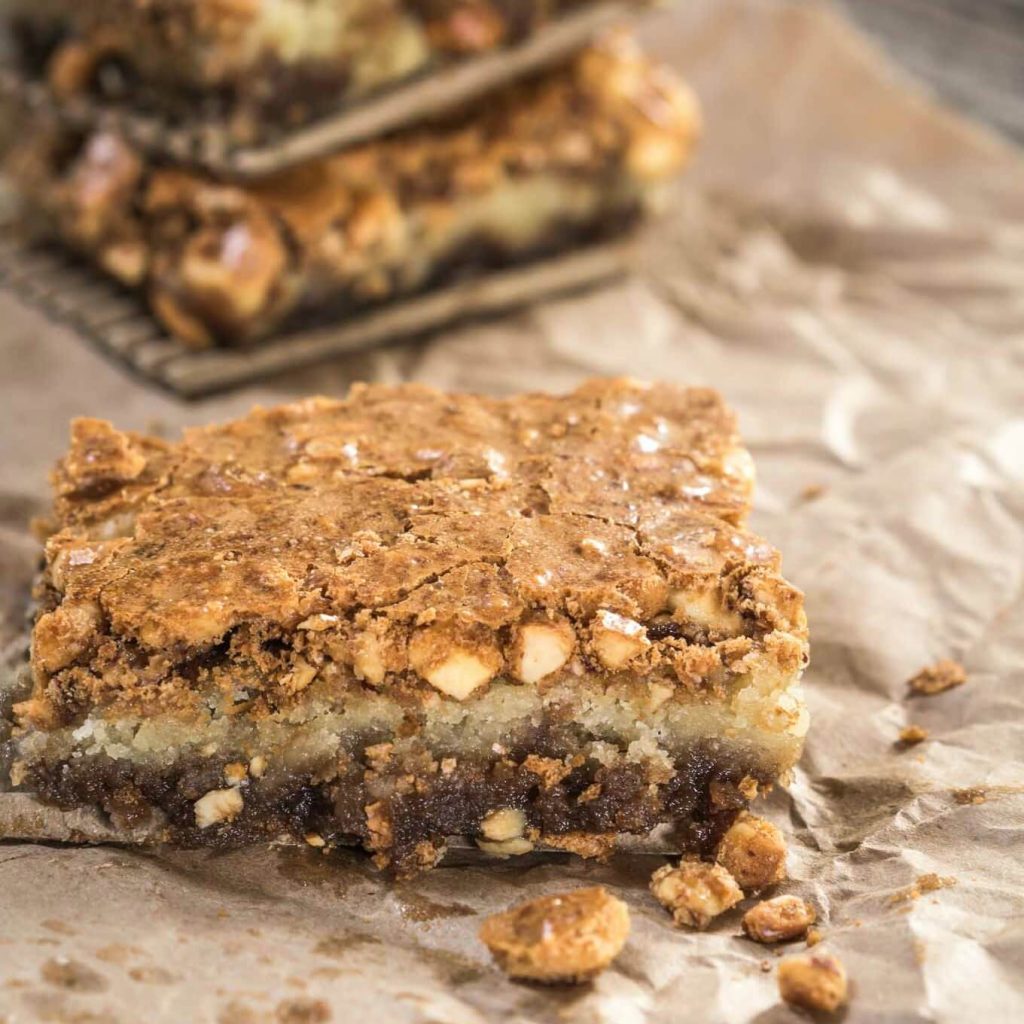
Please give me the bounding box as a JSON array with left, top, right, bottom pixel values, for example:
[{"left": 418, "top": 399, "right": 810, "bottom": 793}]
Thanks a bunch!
[{"left": 838, "top": 0, "right": 1024, "bottom": 142}]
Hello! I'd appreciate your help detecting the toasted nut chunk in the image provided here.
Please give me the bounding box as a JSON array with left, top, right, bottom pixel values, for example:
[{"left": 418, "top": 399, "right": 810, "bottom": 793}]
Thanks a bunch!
[
  {"left": 743, "top": 896, "right": 816, "bottom": 943},
  {"left": 421, "top": 650, "right": 498, "bottom": 699},
  {"left": 778, "top": 954, "right": 849, "bottom": 1013},
  {"left": 908, "top": 659, "right": 966, "bottom": 695},
  {"left": 479, "top": 887, "right": 629, "bottom": 983},
  {"left": 248, "top": 755, "right": 267, "bottom": 778},
  {"left": 477, "top": 837, "right": 535, "bottom": 859},
  {"left": 223, "top": 762, "right": 247, "bottom": 786},
  {"left": 514, "top": 621, "right": 574, "bottom": 684},
  {"left": 194, "top": 787, "right": 244, "bottom": 828},
  {"left": 898, "top": 724, "right": 929, "bottom": 745},
  {"left": 716, "top": 813, "right": 787, "bottom": 890},
  {"left": 352, "top": 632, "right": 387, "bottom": 685},
  {"left": 481, "top": 808, "right": 527, "bottom": 842},
  {"left": 591, "top": 610, "right": 649, "bottom": 670},
  {"left": 650, "top": 860, "right": 742, "bottom": 930},
  {"left": 409, "top": 626, "right": 501, "bottom": 699}
]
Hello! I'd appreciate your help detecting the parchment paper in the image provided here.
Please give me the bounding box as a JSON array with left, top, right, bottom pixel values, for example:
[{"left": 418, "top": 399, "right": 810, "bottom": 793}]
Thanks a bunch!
[{"left": 2, "top": 1, "right": 1024, "bottom": 1021}]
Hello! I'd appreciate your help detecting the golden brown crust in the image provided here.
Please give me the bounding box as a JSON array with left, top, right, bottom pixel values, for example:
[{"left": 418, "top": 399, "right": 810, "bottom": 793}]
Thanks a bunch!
[
  {"left": 16, "top": 36, "right": 700, "bottom": 347},
  {"left": 479, "top": 886, "right": 630, "bottom": 982},
  {"left": 16, "top": 380, "right": 809, "bottom": 730}
]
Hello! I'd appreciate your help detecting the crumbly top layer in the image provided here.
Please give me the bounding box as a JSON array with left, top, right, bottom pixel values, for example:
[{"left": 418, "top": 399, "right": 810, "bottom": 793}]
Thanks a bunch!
[{"left": 21, "top": 380, "right": 808, "bottom": 728}]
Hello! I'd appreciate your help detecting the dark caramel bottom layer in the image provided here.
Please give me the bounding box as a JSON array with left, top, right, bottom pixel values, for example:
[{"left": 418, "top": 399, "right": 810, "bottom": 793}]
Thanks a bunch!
[{"left": 17, "top": 739, "right": 773, "bottom": 874}]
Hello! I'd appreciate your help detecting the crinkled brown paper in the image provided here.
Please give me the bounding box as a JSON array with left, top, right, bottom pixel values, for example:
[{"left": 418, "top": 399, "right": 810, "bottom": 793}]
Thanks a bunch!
[{"left": 2, "top": 1, "right": 1023, "bottom": 1020}]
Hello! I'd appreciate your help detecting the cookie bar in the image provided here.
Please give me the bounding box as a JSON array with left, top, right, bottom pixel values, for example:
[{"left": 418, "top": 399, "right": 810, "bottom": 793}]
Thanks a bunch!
[
  {"left": 10, "top": 37, "right": 698, "bottom": 348},
  {"left": 16, "top": 1, "right": 654, "bottom": 135},
  {"left": 7, "top": 380, "right": 809, "bottom": 874}
]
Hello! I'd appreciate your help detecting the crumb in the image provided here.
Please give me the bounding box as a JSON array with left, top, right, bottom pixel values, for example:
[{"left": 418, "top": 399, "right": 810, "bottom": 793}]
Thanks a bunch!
[
  {"left": 777, "top": 953, "right": 848, "bottom": 1013},
  {"left": 897, "top": 724, "right": 929, "bottom": 746},
  {"left": 954, "top": 787, "right": 987, "bottom": 805},
  {"left": 760, "top": 959, "right": 772, "bottom": 972},
  {"left": 716, "top": 813, "right": 787, "bottom": 890},
  {"left": 479, "top": 886, "right": 629, "bottom": 983},
  {"left": 799, "top": 483, "right": 827, "bottom": 503},
  {"left": 889, "top": 873, "right": 956, "bottom": 904},
  {"left": 742, "top": 895, "right": 816, "bottom": 944},
  {"left": 908, "top": 659, "right": 966, "bottom": 696},
  {"left": 649, "top": 859, "right": 743, "bottom": 930},
  {"left": 537, "top": 831, "right": 616, "bottom": 860},
  {"left": 805, "top": 928, "right": 823, "bottom": 947}
]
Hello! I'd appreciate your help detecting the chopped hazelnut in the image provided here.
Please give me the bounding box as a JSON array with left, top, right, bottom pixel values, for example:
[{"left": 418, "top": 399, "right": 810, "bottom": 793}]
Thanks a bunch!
[
  {"left": 481, "top": 808, "right": 527, "bottom": 843},
  {"left": 513, "top": 620, "right": 575, "bottom": 684},
  {"left": 649, "top": 859, "right": 743, "bottom": 930},
  {"left": 777, "top": 954, "right": 849, "bottom": 1013},
  {"left": 591, "top": 609, "right": 650, "bottom": 670},
  {"left": 716, "top": 813, "right": 787, "bottom": 890},
  {"left": 743, "top": 895, "right": 816, "bottom": 943},
  {"left": 194, "top": 787, "right": 244, "bottom": 829},
  {"left": 409, "top": 626, "right": 501, "bottom": 699},
  {"left": 477, "top": 837, "right": 535, "bottom": 858},
  {"left": 479, "top": 887, "right": 629, "bottom": 983},
  {"left": 908, "top": 659, "right": 966, "bottom": 696}
]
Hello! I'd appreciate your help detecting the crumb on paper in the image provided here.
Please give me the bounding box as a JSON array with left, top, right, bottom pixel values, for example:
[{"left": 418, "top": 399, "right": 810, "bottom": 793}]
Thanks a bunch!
[
  {"left": 715, "top": 813, "right": 787, "bottom": 890},
  {"left": 799, "top": 483, "right": 827, "bottom": 503},
  {"left": 908, "top": 659, "right": 966, "bottom": 696},
  {"left": 650, "top": 859, "right": 742, "bottom": 930},
  {"left": 898, "top": 724, "right": 929, "bottom": 746},
  {"left": 889, "top": 873, "right": 957, "bottom": 905},
  {"left": 805, "top": 927, "right": 823, "bottom": 947},
  {"left": 777, "top": 953, "right": 848, "bottom": 1013},
  {"left": 478, "top": 886, "right": 629, "bottom": 983},
  {"left": 954, "top": 787, "right": 988, "bottom": 805},
  {"left": 743, "top": 895, "right": 816, "bottom": 944}
]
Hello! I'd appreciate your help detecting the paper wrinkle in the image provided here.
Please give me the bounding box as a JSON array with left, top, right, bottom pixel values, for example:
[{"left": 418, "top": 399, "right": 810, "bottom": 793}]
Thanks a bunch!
[{"left": 2, "top": 0, "right": 1024, "bottom": 1020}]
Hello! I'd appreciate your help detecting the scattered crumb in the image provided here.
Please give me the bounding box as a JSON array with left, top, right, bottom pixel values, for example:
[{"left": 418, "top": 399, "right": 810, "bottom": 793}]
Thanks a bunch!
[
  {"left": 778, "top": 953, "right": 848, "bottom": 1013},
  {"left": 716, "top": 813, "right": 787, "bottom": 890},
  {"left": 799, "top": 483, "right": 827, "bottom": 503},
  {"left": 908, "top": 659, "right": 966, "bottom": 696},
  {"left": 275, "top": 998, "right": 331, "bottom": 1023},
  {"left": 898, "top": 724, "right": 929, "bottom": 746},
  {"left": 805, "top": 928, "right": 823, "bottom": 947},
  {"left": 479, "top": 886, "right": 630, "bottom": 983},
  {"left": 912, "top": 939, "right": 927, "bottom": 965},
  {"left": 40, "top": 957, "right": 108, "bottom": 993},
  {"left": 954, "top": 787, "right": 988, "bottom": 805},
  {"left": 650, "top": 859, "right": 743, "bottom": 930},
  {"left": 536, "top": 831, "right": 616, "bottom": 861},
  {"left": 889, "top": 873, "right": 957, "bottom": 905},
  {"left": 760, "top": 959, "right": 773, "bottom": 973},
  {"left": 743, "top": 895, "right": 816, "bottom": 944}
]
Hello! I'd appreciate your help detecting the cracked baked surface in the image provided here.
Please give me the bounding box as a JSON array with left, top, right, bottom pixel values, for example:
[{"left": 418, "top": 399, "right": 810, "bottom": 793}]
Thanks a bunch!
[
  {"left": 11, "top": 36, "right": 698, "bottom": 348},
  {"left": 19, "top": 1, "right": 654, "bottom": 133},
  {"left": 8, "top": 379, "right": 809, "bottom": 873}
]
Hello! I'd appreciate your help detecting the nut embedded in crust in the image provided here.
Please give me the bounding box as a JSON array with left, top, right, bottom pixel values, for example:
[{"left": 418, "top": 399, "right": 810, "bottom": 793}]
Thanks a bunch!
[
  {"left": 716, "top": 813, "right": 787, "bottom": 891},
  {"left": 777, "top": 953, "right": 849, "bottom": 1013},
  {"left": 907, "top": 659, "right": 966, "bottom": 696},
  {"left": 649, "top": 859, "right": 743, "bottom": 930},
  {"left": 742, "top": 895, "right": 816, "bottom": 944},
  {"left": 590, "top": 609, "right": 650, "bottom": 670},
  {"left": 512, "top": 620, "right": 574, "bottom": 684},
  {"left": 194, "top": 787, "right": 244, "bottom": 828},
  {"left": 479, "top": 886, "right": 630, "bottom": 983}
]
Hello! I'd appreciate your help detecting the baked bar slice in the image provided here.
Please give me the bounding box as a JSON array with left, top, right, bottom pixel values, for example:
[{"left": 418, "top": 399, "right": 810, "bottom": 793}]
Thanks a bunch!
[
  {"left": 10, "top": 37, "right": 698, "bottom": 348},
  {"left": 15, "top": 0, "right": 654, "bottom": 136},
  {"left": 7, "top": 380, "right": 808, "bottom": 874}
]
